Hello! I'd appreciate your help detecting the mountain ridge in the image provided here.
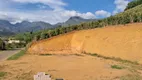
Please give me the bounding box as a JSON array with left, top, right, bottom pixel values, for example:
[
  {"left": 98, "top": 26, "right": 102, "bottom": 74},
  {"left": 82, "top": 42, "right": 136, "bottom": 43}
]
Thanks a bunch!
[{"left": 0, "top": 16, "right": 96, "bottom": 36}]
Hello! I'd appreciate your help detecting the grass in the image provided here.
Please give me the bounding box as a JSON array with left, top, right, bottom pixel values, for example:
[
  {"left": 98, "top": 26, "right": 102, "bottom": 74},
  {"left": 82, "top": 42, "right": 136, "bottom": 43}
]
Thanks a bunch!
[
  {"left": 7, "top": 50, "right": 26, "bottom": 60},
  {"left": 0, "top": 72, "right": 7, "bottom": 77},
  {"left": 111, "top": 65, "right": 124, "bottom": 69},
  {"left": 120, "top": 74, "right": 142, "bottom": 80},
  {"left": 40, "top": 54, "right": 53, "bottom": 56},
  {"left": 40, "top": 53, "right": 84, "bottom": 57},
  {"left": 84, "top": 53, "right": 139, "bottom": 65}
]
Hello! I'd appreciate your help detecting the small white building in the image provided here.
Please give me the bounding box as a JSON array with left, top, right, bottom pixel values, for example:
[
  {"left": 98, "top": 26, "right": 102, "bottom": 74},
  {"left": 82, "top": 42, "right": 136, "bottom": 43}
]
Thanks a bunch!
[{"left": 8, "top": 40, "right": 20, "bottom": 44}]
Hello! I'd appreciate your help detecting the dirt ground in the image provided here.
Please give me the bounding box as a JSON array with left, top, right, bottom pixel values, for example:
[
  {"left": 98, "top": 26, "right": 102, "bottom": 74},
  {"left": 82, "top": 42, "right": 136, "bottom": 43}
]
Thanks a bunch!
[
  {"left": 28, "top": 23, "right": 142, "bottom": 63},
  {"left": 0, "top": 54, "right": 142, "bottom": 80}
]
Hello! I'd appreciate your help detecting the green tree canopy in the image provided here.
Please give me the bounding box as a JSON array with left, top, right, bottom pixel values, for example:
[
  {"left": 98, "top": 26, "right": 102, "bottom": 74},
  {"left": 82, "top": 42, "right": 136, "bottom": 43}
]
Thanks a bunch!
[{"left": 125, "top": 0, "right": 142, "bottom": 10}]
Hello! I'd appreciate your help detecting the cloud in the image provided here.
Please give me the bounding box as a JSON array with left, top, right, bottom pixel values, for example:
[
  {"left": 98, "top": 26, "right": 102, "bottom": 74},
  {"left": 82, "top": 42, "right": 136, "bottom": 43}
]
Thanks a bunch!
[
  {"left": 113, "top": 0, "right": 129, "bottom": 14},
  {"left": 11, "top": 0, "right": 67, "bottom": 10},
  {"left": 63, "top": 11, "right": 95, "bottom": 19},
  {"left": 95, "top": 10, "right": 111, "bottom": 18},
  {"left": 0, "top": 10, "right": 95, "bottom": 24},
  {"left": 0, "top": 0, "right": 96, "bottom": 24},
  {"left": 0, "top": 0, "right": 131, "bottom": 24},
  {"left": 37, "top": 4, "right": 46, "bottom": 9}
]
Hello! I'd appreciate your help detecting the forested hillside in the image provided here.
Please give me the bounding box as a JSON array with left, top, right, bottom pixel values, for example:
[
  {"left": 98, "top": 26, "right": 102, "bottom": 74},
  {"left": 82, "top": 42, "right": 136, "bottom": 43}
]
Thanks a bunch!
[
  {"left": 14, "top": 3, "right": 142, "bottom": 43},
  {"left": 125, "top": 0, "right": 142, "bottom": 10}
]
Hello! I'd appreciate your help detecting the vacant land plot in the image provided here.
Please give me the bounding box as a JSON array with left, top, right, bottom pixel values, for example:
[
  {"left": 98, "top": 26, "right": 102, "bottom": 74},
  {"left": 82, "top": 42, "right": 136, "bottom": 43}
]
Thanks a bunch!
[{"left": 0, "top": 54, "right": 142, "bottom": 80}]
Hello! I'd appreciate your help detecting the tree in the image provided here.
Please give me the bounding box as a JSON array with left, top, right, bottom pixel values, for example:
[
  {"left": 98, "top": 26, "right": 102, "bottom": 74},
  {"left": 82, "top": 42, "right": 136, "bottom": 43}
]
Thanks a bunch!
[{"left": 0, "top": 38, "right": 5, "bottom": 50}]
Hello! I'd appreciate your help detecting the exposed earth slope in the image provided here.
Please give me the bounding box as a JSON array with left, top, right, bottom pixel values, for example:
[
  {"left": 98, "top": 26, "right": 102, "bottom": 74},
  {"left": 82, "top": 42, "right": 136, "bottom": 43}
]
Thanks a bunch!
[{"left": 28, "top": 23, "right": 142, "bottom": 62}]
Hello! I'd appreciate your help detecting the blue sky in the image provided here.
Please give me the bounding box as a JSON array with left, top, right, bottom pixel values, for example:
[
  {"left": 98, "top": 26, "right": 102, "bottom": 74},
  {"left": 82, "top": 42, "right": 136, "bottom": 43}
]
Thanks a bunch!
[
  {"left": 64, "top": 0, "right": 115, "bottom": 13},
  {"left": 0, "top": 0, "right": 131, "bottom": 24}
]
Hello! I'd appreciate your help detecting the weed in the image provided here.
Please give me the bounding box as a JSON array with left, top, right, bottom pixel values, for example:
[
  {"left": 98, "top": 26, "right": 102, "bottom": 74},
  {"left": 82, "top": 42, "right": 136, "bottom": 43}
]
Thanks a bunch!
[
  {"left": 0, "top": 72, "right": 7, "bottom": 77},
  {"left": 111, "top": 65, "right": 124, "bottom": 69}
]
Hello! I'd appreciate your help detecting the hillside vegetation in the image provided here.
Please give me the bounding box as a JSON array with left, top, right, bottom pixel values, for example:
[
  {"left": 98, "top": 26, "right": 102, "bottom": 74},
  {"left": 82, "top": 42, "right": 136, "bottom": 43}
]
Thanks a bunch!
[
  {"left": 125, "top": 0, "right": 142, "bottom": 10},
  {"left": 14, "top": 3, "right": 142, "bottom": 43}
]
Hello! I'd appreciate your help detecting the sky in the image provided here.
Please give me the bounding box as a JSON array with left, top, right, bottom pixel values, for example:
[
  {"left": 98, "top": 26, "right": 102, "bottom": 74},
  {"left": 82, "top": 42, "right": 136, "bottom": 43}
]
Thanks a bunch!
[{"left": 0, "top": 0, "right": 132, "bottom": 24}]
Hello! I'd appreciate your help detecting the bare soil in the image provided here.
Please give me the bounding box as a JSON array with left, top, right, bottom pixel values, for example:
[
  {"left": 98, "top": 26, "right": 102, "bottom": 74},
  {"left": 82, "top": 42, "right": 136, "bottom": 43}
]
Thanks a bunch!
[
  {"left": 1, "top": 54, "right": 142, "bottom": 80},
  {"left": 28, "top": 23, "right": 142, "bottom": 63}
]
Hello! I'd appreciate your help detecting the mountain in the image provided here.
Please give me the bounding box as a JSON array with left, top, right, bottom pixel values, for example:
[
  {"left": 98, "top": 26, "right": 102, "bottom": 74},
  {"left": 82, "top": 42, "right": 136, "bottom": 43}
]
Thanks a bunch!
[
  {"left": 0, "top": 20, "right": 15, "bottom": 36},
  {"left": 0, "top": 29, "right": 15, "bottom": 36},
  {"left": 0, "top": 21, "right": 54, "bottom": 36},
  {"left": 55, "top": 16, "right": 96, "bottom": 27},
  {"left": 0, "top": 20, "right": 14, "bottom": 31},
  {"left": 0, "top": 16, "right": 96, "bottom": 36},
  {"left": 14, "top": 21, "right": 53, "bottom": 33}
]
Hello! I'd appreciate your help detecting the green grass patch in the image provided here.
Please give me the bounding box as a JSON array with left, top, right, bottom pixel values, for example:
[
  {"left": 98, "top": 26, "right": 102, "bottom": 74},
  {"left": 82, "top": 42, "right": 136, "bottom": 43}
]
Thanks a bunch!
[
  {"left": 0, "top": 72, "right": 7, "bottom": 77},
  {"left": 84, "top": 53, "right": 139, "bottom": 65},
  {"left": 7, "top": 50, "right": 26, "bottom": 60},
  {"left": 111, "top": 65, "right": 124, "bottom": 69}
]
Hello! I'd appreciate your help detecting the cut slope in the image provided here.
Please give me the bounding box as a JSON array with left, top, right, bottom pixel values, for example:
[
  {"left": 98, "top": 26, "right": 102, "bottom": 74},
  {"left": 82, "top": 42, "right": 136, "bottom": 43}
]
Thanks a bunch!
[
  {"left": 28, "top": 23, "right": 142, "bottom": 62},
  {"left": 28, "top": 32, "right": 75, "bottom": 54}
]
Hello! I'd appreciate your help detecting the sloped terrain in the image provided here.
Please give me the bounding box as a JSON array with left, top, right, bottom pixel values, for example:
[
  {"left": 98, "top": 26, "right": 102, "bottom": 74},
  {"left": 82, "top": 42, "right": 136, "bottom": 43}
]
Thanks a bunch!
[{"left": 28, "top": 23, "right": 142, "bottom": 63}]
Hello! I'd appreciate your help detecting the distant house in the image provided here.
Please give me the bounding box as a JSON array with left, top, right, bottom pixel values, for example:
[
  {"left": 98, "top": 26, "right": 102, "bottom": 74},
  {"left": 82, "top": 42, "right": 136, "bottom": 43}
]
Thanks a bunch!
[{"left": 8, "top": 40, "right": 20, "bottom": 44}]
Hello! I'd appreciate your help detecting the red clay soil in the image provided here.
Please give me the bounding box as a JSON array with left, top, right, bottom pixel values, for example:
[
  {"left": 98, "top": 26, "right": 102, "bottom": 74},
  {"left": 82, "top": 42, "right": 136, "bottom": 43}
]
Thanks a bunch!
[{"left": 28, "top": 23, "right": 142, "bottom": 63}]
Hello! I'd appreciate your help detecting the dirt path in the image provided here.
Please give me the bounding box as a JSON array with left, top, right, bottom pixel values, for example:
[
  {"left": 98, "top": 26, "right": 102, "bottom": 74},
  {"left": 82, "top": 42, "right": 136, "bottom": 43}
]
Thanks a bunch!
[{"left": 0, "top": 49, "right": 21, "bottom": 61}]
